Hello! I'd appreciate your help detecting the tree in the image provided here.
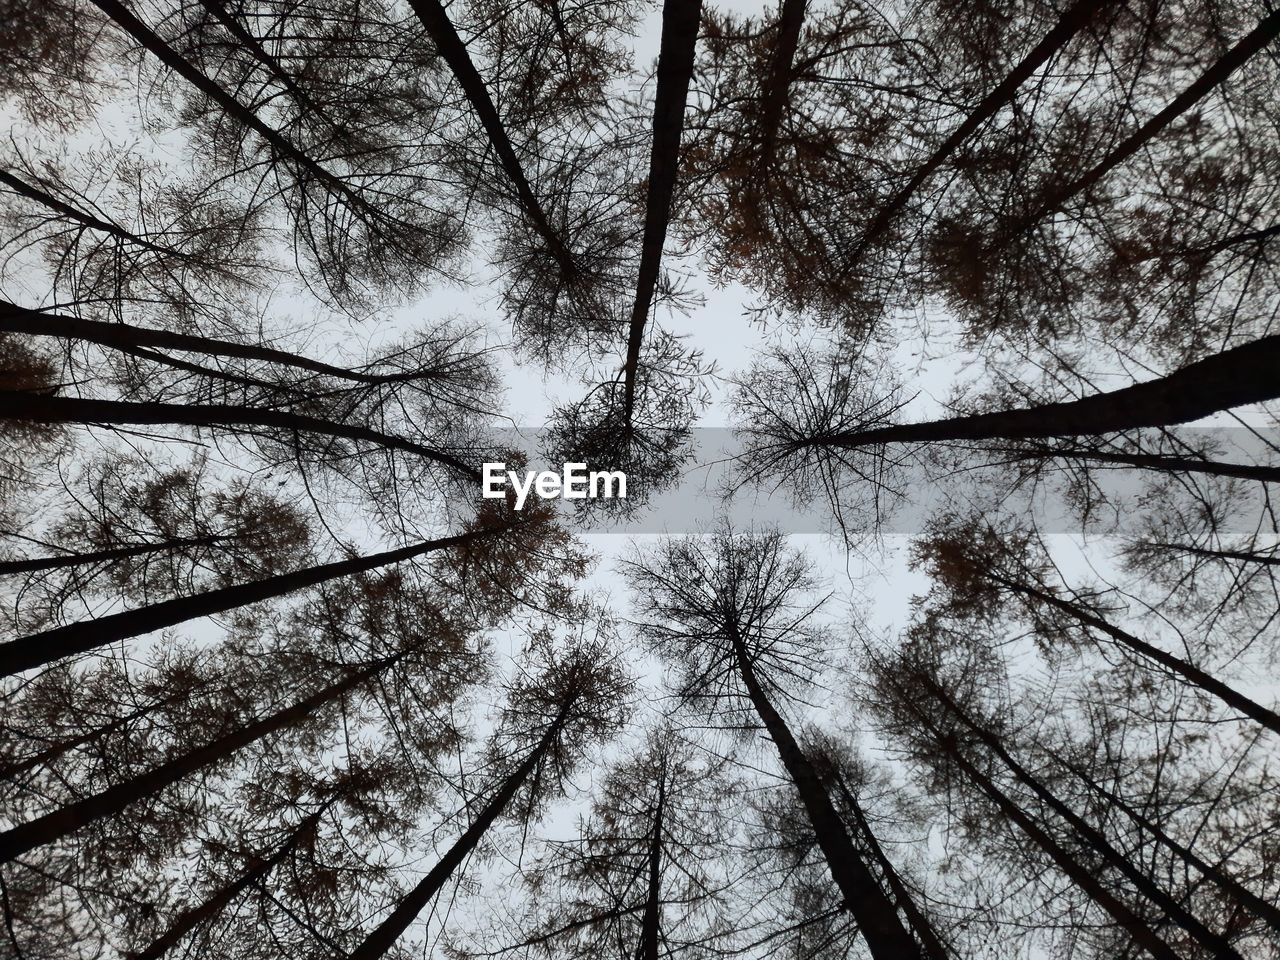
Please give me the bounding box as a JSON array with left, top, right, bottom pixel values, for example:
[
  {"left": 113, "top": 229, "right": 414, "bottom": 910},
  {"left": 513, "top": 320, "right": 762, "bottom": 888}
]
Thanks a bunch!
[
  {"left": 682, "top": 0, "right": 927, "bottom": 325},
  {"left": 868, "top": 612, "right": 1278, "bottom": 957},
  {"left": 920, "top": 4, "right": 1280, "bottom": 358},
  {"left": 738, "top": 335, "right": 1280, "bottom": 456},
  {"left": 910, "top": 514, "right": 1280, "bottom": 737},
  {"left": 626, "top": 525, "right": 931, "bottom": 960},
  {"left": 869, "top": 639, "right": 1185, "bottom": 960},
  {"left": 732, "top": 338, "right": 1280, "bottom": 537},
  {"left": 0, "top": 453, "right": 313, "bottom": 633},
  {"left": 461, "top": 727, "right": 736, "bottom": 960},
  {"left": 346, "top": 631, "right": 633, "bottom": 959},
  {"left": 6, "top": 1, "right": 1280, "bottom": 957},
  {"left": 0, "top": 492, "right": 576, "bottom": 677},
  {"left": 1, "top": 561, "right": 493, "bottom": 956}
]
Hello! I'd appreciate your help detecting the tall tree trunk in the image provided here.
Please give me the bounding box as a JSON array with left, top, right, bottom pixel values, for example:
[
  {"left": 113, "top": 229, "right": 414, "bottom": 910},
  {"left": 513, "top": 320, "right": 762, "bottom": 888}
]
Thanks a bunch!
[
  {"left": 0, "top": 392, "right": 480, "bottom": 479},
  {"left": 0, "top": 654, "right": 403, "bottom": 863},
  {"left": 347, "top": 700, "right": 573, "bottom": 960},
  {"left": 998, "top": 8, "right": 1280, "bottom": 249},
  {"left": 752, "top": 0, "right": 807, "bottom": 166},
  {"left": 194, "top": 0, "right": 329, "bottom": 123},
  {"left": 404, "top": 0, "right": 573, "bottom": 273},
  {"left": 1139, "top": 542, "right": 1279, "bottom": 568},
  {"left": 985, "top": 570, "right": 1280, "bottom": 736},
  {"left": 1003, "top": 445, "right": 1280, "bottom": 484},
  {"left": 0, "top": 169, "right": 184, "bottom": 259},
  {"left": 941, "top": 742, "right": 1182, "bottom": 960},
  {"left": 849, "top": 0, "right": 1108, "bottom": 261},
  {"left": 728, "top": 625, "right": 924, "bottom": 960},
  {"left": 0, "top": 534, "right": 231, "bottom": 576},
  {"left": 126, "top": 801, "right": 332, "bottom": 960},
  {"left": 926, "top": 680, "right": 1242, "bottom": 959},
  {"left": 639, "top": 760, "right": 666, "bottom": 960},
  {"left": 0, "top": 695, "right": 183, "bottom": 779},
  {"left": 87, "top": 0, "right": 371, "bottom": 215},
  {"left": 621, "top": 0, "right": 702, "bottom": 424},
  {"left": 1197, "top": 222, "right": 1280, "bottom": 256},
  {"left": 0, "top": 524, "right": 507, "bottom": 677},
  {"left": 829, "top": 774, "right": 950, "bottom": 960},
  {"left": 0, "top": 302, "right": 442, "bottom": 386},
  {"left": 1055, "top": 754, "right": 1280, "bottom": 935},
  {"left": 816, "top": 335, "right": 1280, "bottom": 448}
]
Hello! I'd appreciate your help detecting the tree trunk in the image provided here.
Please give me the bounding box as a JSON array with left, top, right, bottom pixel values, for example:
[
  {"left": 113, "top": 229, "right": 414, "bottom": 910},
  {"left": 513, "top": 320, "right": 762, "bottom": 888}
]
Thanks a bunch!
[
  {"left": 849, "top": 0, "right": 1107, "bottom": 261},
  {"left": 942, "top": 743, "right": 1181, "bottom": 960},
  {"left": 88, "top": 0, "right": 369, "bottom": 214},
  {"left": 752, "top": 0, "right": 807, "bottom": 166},
  {"left": 1140, "top": 542, "right": 1279, "bottom": 568},
  {"left": 999, "top": 8, "right": 1280, "bottom": 248},
  {"left": 0, "top": 534, "right": 230, "bottom": 576},
  {"left": 1056, "top": 754, "right": 1280, "bottom": 935},
  {"left": 404, "top": 0, "right": 573, "bottom": 272},
  {"left": 346, "top": 701, "right": 572, "bottom": 960},
  {"left": 0, "top": 654, "right": 402, "bottom": 863},
  {"left": 0, "top": 169, "right": 183, "bottom": 259},
  {"left": 1004, "top": 445, "right": 1280, "bottom": 484},
  {"left": 1198, "top": 222, "right": 1280, "bottom": 256},
  {"left": 818, "top": 335, "right": 1280, "bottom": 447},
  {"left": 0, "top": 391, "right": 480, "bottom": 479},
  {"left": 0, "top": 525, "right": 506, "bottom": 677},
  {"left": 0, "top": 302, "right": 441, "bottom": 386},
  {"left": 0, "top": 695, "right": 182, "bottom": 779},
  {"left": 830, "top": 775, "right": 951, "bottom": 960},
  {"left": 728, "top": 625, "right": 924, "bottom": 960},
  {"left": 639, "top": 761, "right": 666, "bottom": 960},
  {"left": 926, "top": 680, "right": 1242, "bottom": 959},
  {"left": 622, "top": 0, "right": 702, "bottom": 424},
  {"left": 126, "top": 801, "right": 332, "bottom": 960},
  {"left": 987, "top": 571, "right": 1280, "bottom": 736}
]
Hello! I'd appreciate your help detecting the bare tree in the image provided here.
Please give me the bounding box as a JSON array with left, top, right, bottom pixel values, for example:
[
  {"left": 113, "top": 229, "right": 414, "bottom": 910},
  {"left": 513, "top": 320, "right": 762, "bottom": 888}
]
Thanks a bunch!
[{"left": 626, "top": 526, "right": 931, "bottom": 960}]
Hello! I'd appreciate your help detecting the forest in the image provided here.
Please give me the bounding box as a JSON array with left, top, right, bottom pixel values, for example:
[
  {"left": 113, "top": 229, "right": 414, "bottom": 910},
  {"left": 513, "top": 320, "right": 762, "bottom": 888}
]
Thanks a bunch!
[{"left": 0, "top": 0, "right": 1278, "bottom": 957}]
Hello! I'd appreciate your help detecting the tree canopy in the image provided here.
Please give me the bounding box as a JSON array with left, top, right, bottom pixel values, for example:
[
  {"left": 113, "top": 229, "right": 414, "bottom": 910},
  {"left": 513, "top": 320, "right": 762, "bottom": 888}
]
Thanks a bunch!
[{"left": 1, "top": 1, "right": 1278, "bottom": 958}]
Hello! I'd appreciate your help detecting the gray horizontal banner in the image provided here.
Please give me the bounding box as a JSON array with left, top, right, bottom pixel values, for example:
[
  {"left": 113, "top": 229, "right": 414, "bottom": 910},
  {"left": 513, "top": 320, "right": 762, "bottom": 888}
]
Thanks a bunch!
[{"left": 472, "top": 427, "right": 1280, "bottom": 536}]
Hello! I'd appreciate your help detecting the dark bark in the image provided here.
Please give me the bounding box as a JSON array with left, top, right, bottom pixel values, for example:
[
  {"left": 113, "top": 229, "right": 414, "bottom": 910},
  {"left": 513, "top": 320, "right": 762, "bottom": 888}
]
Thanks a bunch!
[
  {"left": 1055, "top": 754, "right": 1280, "bottom": 935},
  {"left": 728, "top": 625, "right": 924, "bottom": 960},
  {"left": 830, "top": 775, "right": 950, "bottom": 960},
  {"left": 1140, "top": 542, "right": 1279, "bottom": 568},
  {"left": 0, "top": 391, "right": 480, "bottom": 479},
  {"left": 926, "top": 680, "right": 1242, "bottom": 959},
  {"left": 1003, "top": 445, "right": 1280, "bottom": 484},
  {"left": 942, "top": 744, "right": 1181, "bottom": 960},
  {"left": 816, "top": 335, "right": 1280, "bottom": 448},
  {"left": 999, "top": 9, "right": 1280, "bottom": 248},
  {"left": 0, "top": 696, "right": 178, "bottom": 780},
  {"left": 622, "top": 0, "right": 702, "bottom": 424},
  {"left": 0, "top": 168, "right": 186, "bottom": 259},
  {"left": 986, "top": 571, "right": 1280, "bottom": 736},
  {"left": 1197, "top": 222, "right": 1280, "bottom": 255},
  {"left": 639, "top": 759, "right": 666, "bottom": 960},
  {"left": 0, "top": 654, "right": 401, "bottom": 863},
  {"left": 752, "top": 0, "right": 807, "bottom": 167},
  {"left": 126, "top": 802, "right": 331, "bottom": 960},
  {"left": 0, "top": 301, "right": 444, "bottom": 386},
  {"left": 0, "top": 525, "right": 505, "bottom": 677},
  {"left": 849, "top": 0, "right": 1108, "bottom": 261},
  {"left": 87, "top": 0, "right": 371, "bottom": 214},
  {"left": 346, "top": 700, "right": 572, "bottom": 960},
  {"left": 0, "top": 534, "right": 230, "bottom": 576},
  {"left": 404, "top": 0, "right": 573, "bottom": 272}
]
